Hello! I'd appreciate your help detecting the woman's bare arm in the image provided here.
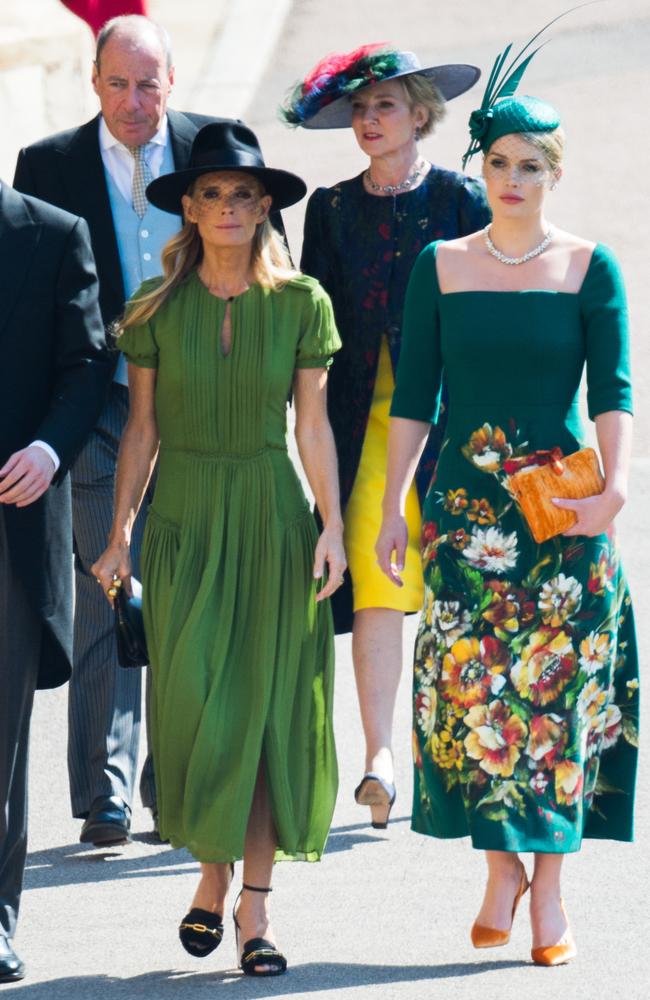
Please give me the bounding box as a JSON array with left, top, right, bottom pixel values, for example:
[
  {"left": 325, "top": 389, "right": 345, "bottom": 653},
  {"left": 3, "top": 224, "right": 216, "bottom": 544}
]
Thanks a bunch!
[
  {"left": 293, "top": 366, "right": 346, "bottom": 602},
  {"left": 376, "top": 416, "right": 430, "bottom": 585},
  {"left": 92, "top": 364, "right": 159, "bottom": 595}
]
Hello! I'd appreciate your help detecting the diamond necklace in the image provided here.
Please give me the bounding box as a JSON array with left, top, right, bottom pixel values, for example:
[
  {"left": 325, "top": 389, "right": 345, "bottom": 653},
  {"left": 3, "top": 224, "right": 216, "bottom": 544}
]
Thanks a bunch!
[
  {"left": 365, "top": 158, "right": 425, "bottom": 195},
  {"left": 484, "top": 224, "right": 554, "bottom": 265}
]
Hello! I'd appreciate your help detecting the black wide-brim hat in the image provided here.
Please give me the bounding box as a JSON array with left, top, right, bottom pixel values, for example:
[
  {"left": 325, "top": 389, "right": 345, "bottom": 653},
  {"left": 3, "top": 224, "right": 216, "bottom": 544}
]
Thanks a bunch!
[{"left": 146, "top": 122, "right": 307, "bottom": 214}]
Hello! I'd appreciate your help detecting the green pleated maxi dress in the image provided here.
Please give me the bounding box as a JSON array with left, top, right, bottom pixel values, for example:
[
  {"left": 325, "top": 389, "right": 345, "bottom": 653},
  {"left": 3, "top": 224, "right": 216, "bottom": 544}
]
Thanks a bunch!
[{"left": 119, "top": 271, "right": 340, "bottom": 863}]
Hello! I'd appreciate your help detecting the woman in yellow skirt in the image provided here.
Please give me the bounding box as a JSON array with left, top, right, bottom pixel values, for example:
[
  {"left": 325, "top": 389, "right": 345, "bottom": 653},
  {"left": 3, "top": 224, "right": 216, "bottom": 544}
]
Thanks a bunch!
[{"left": 285, "top": 43, "right": 489, "bottom": 825}]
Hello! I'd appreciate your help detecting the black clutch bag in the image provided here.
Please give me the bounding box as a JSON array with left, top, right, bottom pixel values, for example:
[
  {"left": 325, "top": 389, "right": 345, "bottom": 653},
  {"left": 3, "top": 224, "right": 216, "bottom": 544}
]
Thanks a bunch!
[{"left": 113, "top": 578, "right": 149, "bottom": 669}]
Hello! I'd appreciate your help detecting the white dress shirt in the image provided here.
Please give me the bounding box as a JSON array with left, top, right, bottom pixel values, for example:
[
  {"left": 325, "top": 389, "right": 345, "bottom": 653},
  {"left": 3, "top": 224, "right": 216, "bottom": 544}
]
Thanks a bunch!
[
  {"left": 98, "top": 114, "right": 168, "bottom": 203},
  {"left": 30, "top": 440, "right": 61, "bottom": 472}
]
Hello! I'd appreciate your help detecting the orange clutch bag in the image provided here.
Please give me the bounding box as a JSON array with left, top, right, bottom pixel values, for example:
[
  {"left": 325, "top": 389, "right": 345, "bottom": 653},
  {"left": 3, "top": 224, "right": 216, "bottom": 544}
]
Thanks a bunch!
[{"left": 507, "top": 448, "right": 605, "bottom": 544}]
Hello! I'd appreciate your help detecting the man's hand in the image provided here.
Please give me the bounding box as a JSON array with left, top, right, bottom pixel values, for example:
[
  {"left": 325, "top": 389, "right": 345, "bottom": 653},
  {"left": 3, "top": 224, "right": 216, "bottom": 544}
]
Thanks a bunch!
[{"left": 0, "top": 446, "right": 56, "bottom": 507}]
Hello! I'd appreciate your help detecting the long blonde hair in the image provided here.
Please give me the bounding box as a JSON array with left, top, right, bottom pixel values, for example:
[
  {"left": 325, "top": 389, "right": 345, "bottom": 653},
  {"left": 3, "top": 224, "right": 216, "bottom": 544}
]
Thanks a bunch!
[{"left": 121, "top": 180, "right": 299, "bottom": 330}]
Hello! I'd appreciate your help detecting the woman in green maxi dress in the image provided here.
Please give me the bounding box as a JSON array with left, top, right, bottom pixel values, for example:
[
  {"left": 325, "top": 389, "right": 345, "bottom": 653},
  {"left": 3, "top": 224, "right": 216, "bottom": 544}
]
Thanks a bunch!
[
  {"left": 377, "top": 96, "right": 638, "bottom": 967},
  {"left": 93, "top": 123, "right": 346, "bottom": 977}
]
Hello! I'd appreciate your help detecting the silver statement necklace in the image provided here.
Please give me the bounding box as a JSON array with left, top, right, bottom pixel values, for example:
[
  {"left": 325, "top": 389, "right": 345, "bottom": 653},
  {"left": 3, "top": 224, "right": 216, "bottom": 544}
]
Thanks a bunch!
[
  {"left": 365, "top": 158, "right": 425, "bottom": 195},
  {"left": 484, "top": 224, "right": 554, "bottom": 265}
]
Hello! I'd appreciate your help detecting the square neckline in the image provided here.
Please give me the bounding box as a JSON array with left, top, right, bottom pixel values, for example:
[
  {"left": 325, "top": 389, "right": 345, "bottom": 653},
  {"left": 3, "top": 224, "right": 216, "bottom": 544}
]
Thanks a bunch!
[{"left": 433, "top": 240, "right": 600, "bottom": 298}]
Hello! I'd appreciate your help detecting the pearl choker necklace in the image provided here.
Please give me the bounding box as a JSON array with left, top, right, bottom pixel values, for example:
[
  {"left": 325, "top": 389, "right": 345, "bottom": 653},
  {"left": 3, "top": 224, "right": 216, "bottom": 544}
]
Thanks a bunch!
[
  {"left": 365, "top": 159, "right": 425, "bottom": 195},
  {"left": 484, "top": 224, "right": 554, "bottom": 265}
]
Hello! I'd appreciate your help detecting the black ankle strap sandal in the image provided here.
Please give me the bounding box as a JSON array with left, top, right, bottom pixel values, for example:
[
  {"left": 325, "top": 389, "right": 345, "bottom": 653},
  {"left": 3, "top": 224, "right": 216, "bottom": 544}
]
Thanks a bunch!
[
  {"left": 179, "top": 908, "right": 224, "bottom": 957},
  {"left": 178, "top": 862, "right": 234, "bottom": 957},
  {"left": 233, "top": 884, "right": 288, "bottom": 977}
]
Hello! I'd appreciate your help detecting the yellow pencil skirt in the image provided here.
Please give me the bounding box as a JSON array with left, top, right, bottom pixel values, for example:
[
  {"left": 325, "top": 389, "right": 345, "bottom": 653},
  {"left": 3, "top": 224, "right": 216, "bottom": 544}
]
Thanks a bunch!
[{"left": 343, "top": 338, "right": 424, "bottom": 614}]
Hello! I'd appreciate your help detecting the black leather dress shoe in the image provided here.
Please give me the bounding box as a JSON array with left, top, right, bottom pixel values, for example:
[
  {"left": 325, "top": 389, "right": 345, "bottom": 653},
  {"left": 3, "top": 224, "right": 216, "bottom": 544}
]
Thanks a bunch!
[
  {"left": 0, "top": 937, "right": 25, "bottom": 983},
  {"left": 79, "top": 795, "right": 131, "bottom": 846}
]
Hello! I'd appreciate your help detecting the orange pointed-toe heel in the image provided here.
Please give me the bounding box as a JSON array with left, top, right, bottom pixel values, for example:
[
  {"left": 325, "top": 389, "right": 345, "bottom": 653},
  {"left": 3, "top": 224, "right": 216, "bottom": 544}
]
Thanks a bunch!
[
  {"left": 531, "top": 901, "right": 576, "bottom": 966},
  {"left": 530, "top": 940, "right": 577, "bottom": 966},
  {"left": 471, "top": 867, "right": 530, "bottom": 949}
]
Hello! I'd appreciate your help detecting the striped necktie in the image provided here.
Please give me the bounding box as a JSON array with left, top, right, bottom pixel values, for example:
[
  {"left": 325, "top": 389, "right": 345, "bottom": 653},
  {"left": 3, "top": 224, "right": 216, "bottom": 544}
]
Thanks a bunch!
[{"left": 126, "top": 144, "right": 153, "bottom": 217}]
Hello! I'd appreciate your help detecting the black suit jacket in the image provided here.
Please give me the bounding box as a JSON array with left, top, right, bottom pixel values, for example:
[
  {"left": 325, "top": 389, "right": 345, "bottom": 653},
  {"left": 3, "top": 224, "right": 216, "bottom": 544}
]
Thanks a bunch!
[
  {"left": 0, "top": 184, "right": 112, "bottom": 688},
  {"left": 13, "top": 110, "right": 222, "bottom": 335}
]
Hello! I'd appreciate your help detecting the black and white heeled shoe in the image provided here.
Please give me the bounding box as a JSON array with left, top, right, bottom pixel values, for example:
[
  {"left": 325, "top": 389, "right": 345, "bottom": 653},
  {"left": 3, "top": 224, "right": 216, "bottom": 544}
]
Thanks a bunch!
[{"left": 354, "top": 772, "right": 396, "bottom": 829}]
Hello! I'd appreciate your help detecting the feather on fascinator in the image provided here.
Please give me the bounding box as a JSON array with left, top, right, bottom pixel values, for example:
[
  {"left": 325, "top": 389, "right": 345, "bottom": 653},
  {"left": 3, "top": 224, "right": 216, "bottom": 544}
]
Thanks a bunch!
[
  {"left": 280, "top": 44, "right": 480, "bottom": 130},
  {"left": 462, "top": 4, "right": 597, "bottom": 169},
  {"left": 280, "top": 43, "right": 399, "bottom": 126}
]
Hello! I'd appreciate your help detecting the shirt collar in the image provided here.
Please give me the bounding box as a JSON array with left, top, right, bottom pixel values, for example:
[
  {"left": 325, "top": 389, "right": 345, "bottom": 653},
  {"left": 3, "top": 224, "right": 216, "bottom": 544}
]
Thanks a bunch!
[{"left": 99, "top": 114, "right": 168, "bottom": 152}]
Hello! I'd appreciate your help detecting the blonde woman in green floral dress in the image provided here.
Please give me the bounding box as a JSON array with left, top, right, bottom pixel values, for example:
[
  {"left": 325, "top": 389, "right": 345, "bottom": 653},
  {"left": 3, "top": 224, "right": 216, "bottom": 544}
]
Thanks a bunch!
[
  {"left": 93, "top": 123, "right": 345, "bottom": 977},
  {"left": 377, "top": 92, "right": 638, "bottom": 967}
]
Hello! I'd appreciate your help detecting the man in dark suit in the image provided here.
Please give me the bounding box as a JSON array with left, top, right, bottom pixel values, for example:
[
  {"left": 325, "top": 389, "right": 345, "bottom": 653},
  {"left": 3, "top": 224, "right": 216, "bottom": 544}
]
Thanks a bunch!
[
  {"left": 0, "top": 183, "right": 111, "bottom": 982},
  {"left": 13, "top": 15, "right": 229, "bottom": 845}
]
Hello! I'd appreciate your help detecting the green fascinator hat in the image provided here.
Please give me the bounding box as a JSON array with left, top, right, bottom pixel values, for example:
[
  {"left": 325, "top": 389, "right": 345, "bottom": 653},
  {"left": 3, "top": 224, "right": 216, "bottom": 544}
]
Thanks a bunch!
[
  {"left": 461, "top": 6, "right": 586, "bottom": 169},
  {"left": 469, "top": 95, "right": 561, "bottom": 160}
]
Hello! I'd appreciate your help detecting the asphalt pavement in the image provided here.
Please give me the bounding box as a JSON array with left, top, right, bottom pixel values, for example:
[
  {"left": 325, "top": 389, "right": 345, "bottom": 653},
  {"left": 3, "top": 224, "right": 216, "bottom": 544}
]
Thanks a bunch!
[{"left": 7, "top": 1, "right": 650, "bottom": 997}]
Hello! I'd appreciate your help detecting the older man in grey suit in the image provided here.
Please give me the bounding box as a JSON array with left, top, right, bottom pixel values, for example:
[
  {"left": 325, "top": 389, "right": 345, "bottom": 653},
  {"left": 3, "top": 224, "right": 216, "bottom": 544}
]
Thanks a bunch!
[{"left": 13, "top": 14, "right": 227, "bottom": 845}]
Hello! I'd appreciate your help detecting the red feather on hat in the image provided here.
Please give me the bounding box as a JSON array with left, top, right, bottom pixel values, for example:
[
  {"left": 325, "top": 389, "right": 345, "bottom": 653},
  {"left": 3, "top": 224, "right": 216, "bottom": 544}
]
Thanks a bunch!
[{"left": 302, "top": 42, "right": 389, "bottom": 93}]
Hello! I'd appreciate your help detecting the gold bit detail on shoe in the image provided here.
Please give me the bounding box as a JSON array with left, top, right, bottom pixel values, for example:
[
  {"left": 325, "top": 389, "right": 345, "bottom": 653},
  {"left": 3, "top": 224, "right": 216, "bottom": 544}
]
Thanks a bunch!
[
  {"left": 243, "top": 948, "right": 281, "bottom": 961},
  {"left": 180, "top": 923, "right": 223, "bottom": 937}
]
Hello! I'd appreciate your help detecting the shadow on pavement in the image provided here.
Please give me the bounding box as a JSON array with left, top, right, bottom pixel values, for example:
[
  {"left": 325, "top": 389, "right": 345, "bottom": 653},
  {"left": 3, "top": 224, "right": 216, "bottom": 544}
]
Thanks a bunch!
[
  {"left": 324, "top": 815, "right": 410, "bottom": 854},
  {"left": 23, "top": 818, "right": 410, "bottom": 890},
  {"left": 9, "top": 959, "right": 530, "bottom": 997},
  {"left": 23, "top": 843, "right": 197, "bottom": 891}
]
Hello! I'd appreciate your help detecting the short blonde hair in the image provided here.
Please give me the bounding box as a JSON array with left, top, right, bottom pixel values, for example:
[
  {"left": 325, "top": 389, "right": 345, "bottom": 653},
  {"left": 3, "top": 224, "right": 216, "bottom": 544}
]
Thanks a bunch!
[{"left": 400, "top": 74, "right": 446, "bottom": 137}]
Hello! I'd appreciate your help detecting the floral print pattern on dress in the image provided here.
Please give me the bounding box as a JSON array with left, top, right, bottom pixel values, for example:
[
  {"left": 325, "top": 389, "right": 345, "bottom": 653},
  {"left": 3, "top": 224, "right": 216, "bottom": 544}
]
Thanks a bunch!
[{"left": 413, "top": 419, "right": 639, "bottom": 846}]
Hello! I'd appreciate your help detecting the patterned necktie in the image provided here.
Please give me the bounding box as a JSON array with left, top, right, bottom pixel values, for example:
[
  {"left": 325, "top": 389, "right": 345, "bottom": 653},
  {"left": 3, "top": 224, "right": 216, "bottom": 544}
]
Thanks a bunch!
[{"left": 126, "top": 144, "right": 153, "bottom": 217}]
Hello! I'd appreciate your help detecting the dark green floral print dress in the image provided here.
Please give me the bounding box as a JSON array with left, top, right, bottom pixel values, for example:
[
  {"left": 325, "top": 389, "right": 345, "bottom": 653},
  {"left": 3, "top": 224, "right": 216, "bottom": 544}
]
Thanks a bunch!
[{"left": 391, "top": 241, "right": 638, "bottom": 853}]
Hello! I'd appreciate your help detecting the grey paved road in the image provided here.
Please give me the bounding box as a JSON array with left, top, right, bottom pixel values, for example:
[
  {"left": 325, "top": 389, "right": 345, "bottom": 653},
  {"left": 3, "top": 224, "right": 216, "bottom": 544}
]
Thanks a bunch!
[{"left": 10, "top": 1, "right": 650, "bottom": 997}]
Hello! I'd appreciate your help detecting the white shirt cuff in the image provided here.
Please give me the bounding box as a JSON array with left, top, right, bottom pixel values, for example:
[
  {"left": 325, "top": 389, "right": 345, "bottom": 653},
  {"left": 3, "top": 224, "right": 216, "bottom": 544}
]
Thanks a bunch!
[{"left": 30, "top": 440, "right": 61, "bottom": 472}]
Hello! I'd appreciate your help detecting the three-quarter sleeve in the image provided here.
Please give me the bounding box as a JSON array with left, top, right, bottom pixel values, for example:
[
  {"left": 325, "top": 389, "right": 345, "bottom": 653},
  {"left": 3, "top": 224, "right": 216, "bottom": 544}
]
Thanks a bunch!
[
  {"left": 118, "top": 279, "right": 162, "bottom": 369},
  {"left": 390, "top": 242, "right": 443, "bottom": 423},
  {"left": 300, "top": 188, "right": 332, "bottom": 288},
  {"left": 580, "top": 245, "right": 633, "bottom": 420},
  {"left": 295, "top": 278, "right": 342, "bottom": 369}
]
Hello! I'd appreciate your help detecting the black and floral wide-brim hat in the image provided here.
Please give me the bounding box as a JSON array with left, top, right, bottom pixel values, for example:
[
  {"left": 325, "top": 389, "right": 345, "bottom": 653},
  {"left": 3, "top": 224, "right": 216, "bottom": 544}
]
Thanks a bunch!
[
  {"left": 147, "top": 122, "right": 307, "bottom": 214},
  {"left": 279, "top": 43, "right": 481, "bottom": 129}
]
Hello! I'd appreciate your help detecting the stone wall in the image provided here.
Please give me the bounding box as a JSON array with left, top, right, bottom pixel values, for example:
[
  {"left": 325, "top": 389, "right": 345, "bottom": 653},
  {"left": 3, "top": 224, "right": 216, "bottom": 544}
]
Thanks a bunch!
[
  {"left": 0, "top": 1, "right": 95, "bottom": 179},
  {"left": 0, "top": 0, "right": 235, "bottom": 182}
]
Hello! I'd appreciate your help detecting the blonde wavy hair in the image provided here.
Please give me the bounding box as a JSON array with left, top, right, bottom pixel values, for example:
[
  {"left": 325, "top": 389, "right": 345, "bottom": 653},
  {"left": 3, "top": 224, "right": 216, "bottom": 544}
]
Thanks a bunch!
[{"left": 121, "top": 176, "right": 298, "bottom": 330}]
